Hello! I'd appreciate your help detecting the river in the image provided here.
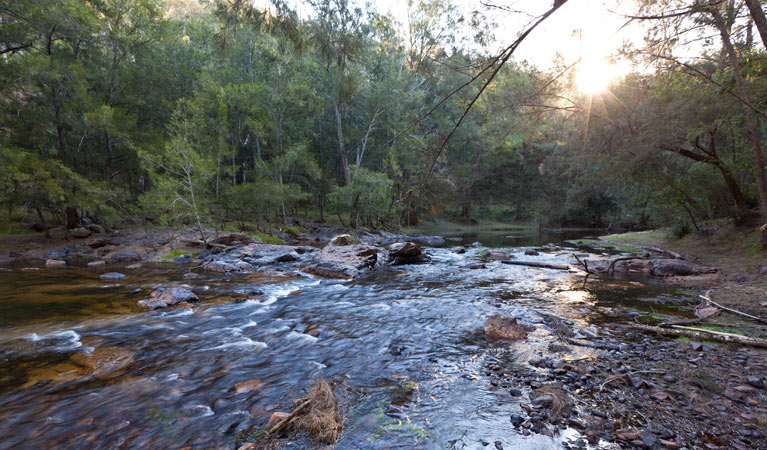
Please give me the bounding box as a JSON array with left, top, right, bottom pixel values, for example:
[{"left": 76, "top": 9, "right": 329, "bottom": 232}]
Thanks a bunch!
[{"left": 0, "top": 229, "right": 696, "bottom": 449}]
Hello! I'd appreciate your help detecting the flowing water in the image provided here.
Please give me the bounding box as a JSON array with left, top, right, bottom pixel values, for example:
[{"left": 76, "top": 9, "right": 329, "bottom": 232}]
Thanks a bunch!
[{"left": 0, "top": 230, "right": 696, "bottom": 449}]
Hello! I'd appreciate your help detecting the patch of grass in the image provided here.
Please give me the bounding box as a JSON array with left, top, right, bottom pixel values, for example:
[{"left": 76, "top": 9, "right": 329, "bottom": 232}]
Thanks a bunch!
[
  {"left": 0, "top": 220, "right": 36, "bottom": 235},
  {"left": 160, "top": 249, "right": 196, "bottom": 260},
  {"left": 234, "top": 426, "right": 269, "bottom": 445},
  {"left": 249, "top": 232, "right": 284, "bottom": 244},
  {"left": 603, "top": 231, "right": 665, "bottom": 245},
  {"left": 280, "top": 225, "right": 306, "bottom": 237}
]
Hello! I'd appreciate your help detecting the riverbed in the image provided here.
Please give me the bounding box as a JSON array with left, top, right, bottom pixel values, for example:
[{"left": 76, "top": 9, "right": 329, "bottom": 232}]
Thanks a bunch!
[{"left": 0, "top": 230, "right": 754, "bottom": 449}]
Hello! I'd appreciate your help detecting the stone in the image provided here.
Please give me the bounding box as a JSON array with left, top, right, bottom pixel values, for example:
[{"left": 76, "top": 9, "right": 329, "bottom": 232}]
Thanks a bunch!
[
  {"left": 266, "top": 411, "right": 290, "bottom": 428},
  {"left": 451, "top": 246, "right": 466, "bottom": 254},
  {"left": 532, "top": 394, "right": 554, "bottom": 406},
  {"left": 8, "top": 251, "right": 23, "bottom": 258},
  {"left": 88, "top": 260, "right": 106, "bottom": 267},
  {"left": 100, "top": 272, "right": 126, "bottom": 280},
  {"left": 125, "top": 263, "right": 142, "bottom": 269},
  {"left": 111, "top": 251, "right": 141, "bottom": 262},
  {"left": 484, "top": 314, "right": 528, "bottom": 340},
  {"left": 85, "top": 224, "right": 105, "bottom": 234},
  {"left": 524, "top": 249, "right": 540, "bottom": 256},
  {"left": 70, "top": 346, "right": 134, "bottom": 377},
  {"left": 616, "top": 430, "right": 639, "bottom": 441},
  {"left": 690, "top": 342, "right": 703, "bottom": 351},
  {"left": 183, "top": 272, "right": 200, "bottom": 279},
  {"left": 238, "top": 444, "right": 256, "bottom": 450},
  {"left": 46, "top": 259, "right": 66, "bottom": 266},
  {"left": 173, "top": 254, "right": 194, "bottom": 264},
  {"left": 203, "top": 260, "right": 252, "bottom": 273},
  {"left": 137, "top": 287, "right": 198, "bottom": 310},
  {"left": 234, "top": 379, "right": 262, "bottom": 393},
  {"left": 746, "top": 377, "right": 765, "bottom": 389},
  {"left": 485, "top": 250, "right": 510, "bottom": 261},
  {"left": 275, "top": 253, "right": 298, "bottom": 263},
  {"left": 510, "top": 414, "right": 524, "bottom": 426},
  {"left": 70, "top": 227, "right": 91, "bottom": 239},
  {"left": 328, "top": 234, "right": 354, "bottom": 246},
  {"left": 43, "top": 248, "right": 69, "bottom": 260},
  {"left": 389, "top": 242, "right": 422, "bottom": 258},
  {"left": 210, "top": 233, "right": 254, "bottom": 247}
]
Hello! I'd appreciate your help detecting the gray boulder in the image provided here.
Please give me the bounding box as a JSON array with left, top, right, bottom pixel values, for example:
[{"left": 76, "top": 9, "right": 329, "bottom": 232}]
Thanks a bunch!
[{"left": 138, "top": 287, "right": 198, "bottom": 310}]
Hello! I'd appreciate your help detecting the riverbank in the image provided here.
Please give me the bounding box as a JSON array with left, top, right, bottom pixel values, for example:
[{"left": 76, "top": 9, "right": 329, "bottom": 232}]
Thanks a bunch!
[{"left": 603, "top": 224, "right": 767, "bottom": 311}]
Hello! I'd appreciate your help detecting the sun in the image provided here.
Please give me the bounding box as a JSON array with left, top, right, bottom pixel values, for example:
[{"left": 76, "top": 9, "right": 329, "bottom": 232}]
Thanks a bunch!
[
  {"left": 575, "top": 54, "right": 627, "bottom": 94},
  {"left": 576, "top": 57, "right": 611, "bottom": 93}
]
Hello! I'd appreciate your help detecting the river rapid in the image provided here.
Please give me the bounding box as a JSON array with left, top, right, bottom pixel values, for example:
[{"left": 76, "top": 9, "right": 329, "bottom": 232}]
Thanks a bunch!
[{"left": 0, "top": 230, "right": 696, "bottom": 449}]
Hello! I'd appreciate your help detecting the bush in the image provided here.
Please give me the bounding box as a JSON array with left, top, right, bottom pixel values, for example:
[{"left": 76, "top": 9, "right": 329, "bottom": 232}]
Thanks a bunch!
[{"left": 668, "top": 222, "right": 691, "bottom": 239}]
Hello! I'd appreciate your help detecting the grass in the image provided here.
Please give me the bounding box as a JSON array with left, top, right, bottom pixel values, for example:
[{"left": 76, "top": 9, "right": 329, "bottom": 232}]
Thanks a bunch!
[
  {"left": 159, "top": 249, "right": 196, "bottom": 260},
  {"left": 0, "top": 220, "right": 37, "bottom": 236},
  {"left": 249, "top": 232, "right": 284, "bottom": 244}
]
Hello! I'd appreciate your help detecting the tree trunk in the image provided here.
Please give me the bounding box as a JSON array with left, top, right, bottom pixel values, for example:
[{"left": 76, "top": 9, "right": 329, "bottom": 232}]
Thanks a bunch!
[
  {"left": 745, "top": 0, "right": 767, "bottom": 49},
  {"left": 712, "top": 8, "right": 767, "bottom": 248},
  {"left": 36, "top": 207, "right": 50, "bottom": 238},
  {"left": 334, "top": 101, "right": 351, "bottom": 185}
]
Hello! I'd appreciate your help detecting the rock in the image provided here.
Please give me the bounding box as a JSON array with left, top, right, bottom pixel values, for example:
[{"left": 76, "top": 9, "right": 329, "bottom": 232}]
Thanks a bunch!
[
  {"left": 111, "top": 251, "right": 141, "bottom": 262},
  {"left": 70, "top": 346, "right": 134, "bottom": 377},
  {"left": 690, "top": 342, "right": 703, "bottom": 351},
  {"left": 267, "top": 411, "right": 290, "bottom": 428},
  {"left": 70, "top": 227, "right": 91, "bottom": 239},
  {"left": 451, "top": 246, "right": 466, "bottom": 254},
  {"left": 8, "top": 251, "right": 23, "bottom": 258},
  {"left": 653, "top": 391, "right": 669, "bottom": 401},
  {"left": 46, "top": 259, "right": 66, "bottom": 266},
  {"left": 234, "top": 379, "right": 262, "bottom": 393},
  {"left": 211, "top": 233, "right": 254, "bottom": 247},
  {"left": 510, "top": 414, "right": 524, "bottom": 426},
  {"left": 100, "top": 272, "right": 126, "bottom": 280},
  {"left": 639, "top": 432, "right": 657, "bottom": 447},
  {"left": 389, "top": 242, "right": 422, "bottom": 258},
  {"left": 484, "top": 314, "right": 528, "bottom": 340},
  {"left": 85, "top": 224, "right": 105, "bottom": 234},
  {"left": 87, "top": 260, "right": 106, "bottom": 267},
  {"left": 275, "top": 253, "right": 298, "bottom": 263},
  {"left": 649, "top": 259, "right": 717, "bottom": 277},
  {"left": 485, "top": 250, "right": 510, "bottom": 261},
  {"left": 88, "top": 238, "right": 110, "bottom": 249},
  {"left": 746, "top": 377, "right": 765, "bottom": 389},
  {"left": 44, "top": 248, "right": 69, "bottom": 260},
  {"left": 467, "top": 263, "right": 486, "bottom": 269},
  {"left": 238, "top": 444, "right": 256, "bottom": 450},
  {"left": 410, "top": 235, "right": 445, "bottom": 246},
  {"left": 203, "top": 260, "right": 252, "bottom": 273},
  {"left": 532, "top": 394, "right": 554, "bottom": 406},
  {"left": 173, "top": 254, "right": 193, "bottom": 264},
  {"left": 183, "top": 272, "right": 200, "bottom": 279},
  {"left": 138, "top": 287, "right": 198, "bottom": 310},
  {"left": 616, "top": 430, "right": 639, "bottom": 441},
  {"left": 509, "top": 388, "right": 522, "bottom": 397},
  {"left": 524, "top": 249, "right": 540, "bottom": 256},
  {"left": 389, "top": 242, "right": 428, "bottom": 265},
  {"left": 328, "top": 234, "right": 354, "bottom": 246},
  {"left": 125, "top": 263, "right": 142, "bottom": 269}
]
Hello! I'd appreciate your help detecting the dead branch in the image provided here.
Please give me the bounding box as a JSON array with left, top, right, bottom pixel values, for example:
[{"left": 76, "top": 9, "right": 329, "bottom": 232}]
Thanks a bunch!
[
  {"left": 608, "top": 256, "right": 639, "bottom": 274},
  {"left": 501, "top": 260, "right": 571, "bottom": 270},
  {"left": 700, "top": 291, "right": 767, "bottom": 324},
  {"left": 628, "top": 323, "right": 767, "bottom": 348}
]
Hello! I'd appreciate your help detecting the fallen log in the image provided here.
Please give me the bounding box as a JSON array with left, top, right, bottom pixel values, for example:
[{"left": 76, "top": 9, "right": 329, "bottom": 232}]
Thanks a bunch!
[
  {"left": 627, "top": 323, "right": 767, "bottom": 349},
  {"left": 700, "top": 292, "right": 767, "bottom": 324},
  {"left": 501, "top": 260, "right": 571, "bottom": 270},
  {"left": 607, "top": 256, "right": 639, "bottom": 274}
]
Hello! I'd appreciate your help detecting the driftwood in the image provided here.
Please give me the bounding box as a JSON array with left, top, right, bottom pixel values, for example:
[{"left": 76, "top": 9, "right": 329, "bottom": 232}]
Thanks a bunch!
[
  {"left": 572, "top": 254, "right": 594, "bottom": 274},
  {"left": 268, "top": 399, "right": 311, "bottom": 435},
  {"left": 501, "top": 260, "right": 571, "bottom": 270},
  {"left": 628, "top": 323, "right": 767, "bottom": 348},
  {"left": 607, "top": 256, "right": 640, "bottom": 274},
  {"left": 700, "top": 292, "right": 767, "bottom": 324}
]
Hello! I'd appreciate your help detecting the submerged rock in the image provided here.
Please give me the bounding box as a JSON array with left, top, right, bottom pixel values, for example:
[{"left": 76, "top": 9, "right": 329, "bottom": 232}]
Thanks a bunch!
[
  {"left": 100, "top": 272, "right": 125, "bottom": 280},
  {"left": 484, "top": 314, "right": 528, "bottom": 340},
  {"left": 43, "top": 248, "right": 69, "bottom": 260},
  {"left": 70, "top": 346, "right": 134, "bottom": 377},
  {"left": 137, "top": 287, "right": 198, "bottom": 310},
  {"left": 111, "top": 251, "right": 141, "bottom": 262}
]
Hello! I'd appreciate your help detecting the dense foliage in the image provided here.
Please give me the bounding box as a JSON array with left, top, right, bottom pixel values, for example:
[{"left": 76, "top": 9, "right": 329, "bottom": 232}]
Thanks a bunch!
[{"left": 2, "top": 0, "right": 767, "bottom": 240}]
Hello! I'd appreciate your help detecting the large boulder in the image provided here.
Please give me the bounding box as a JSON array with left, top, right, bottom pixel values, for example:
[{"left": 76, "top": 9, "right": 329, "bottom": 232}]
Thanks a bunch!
[
  {"left": 388, "top": 242, "right": 428, "bottom": 265},
  {"left": 138, "top": 287, "right": 198, "bottom": 310},
  {"left": 650, "top": 259, "right": 717, "bottom": 277},
  {"left": 484, "top": 250, "right": 510, "bottom": 261},
  {"left": 297, "top": 243, "right": 382, "bottom": 279},
  {"left": 111, "top": 251, "right": 142, "bottom": 262},
  {"left": 70, "top": 227, "right": 92, "bottom": 239},
  {"left": 70, "top": 346, "right": 134, "bottom": 377},
  {"left": 484, "top": 314, "right": 528, "bottom": 340}
]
